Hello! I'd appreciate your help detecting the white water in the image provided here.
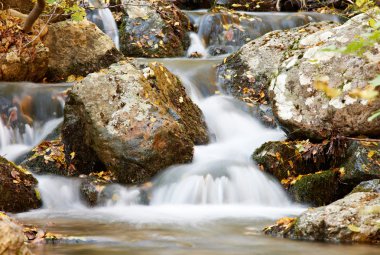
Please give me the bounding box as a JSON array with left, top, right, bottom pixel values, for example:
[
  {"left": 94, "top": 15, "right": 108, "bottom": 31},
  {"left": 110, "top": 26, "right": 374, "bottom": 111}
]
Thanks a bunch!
[
  {"left": 187, "top": 32, "right": 208, "bottom": 58},
  {"left": 87, "top": 0, "right": 120, "bottom": 49},
  {"left": 0, "top": 118, "right": 63, "bottom": 161}
]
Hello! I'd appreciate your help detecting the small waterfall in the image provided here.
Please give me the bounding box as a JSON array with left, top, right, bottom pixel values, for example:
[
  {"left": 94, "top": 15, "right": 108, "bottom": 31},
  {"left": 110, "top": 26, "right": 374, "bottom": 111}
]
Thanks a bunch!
[
  {"left": 0, "top": 83, "right": 67, "bottom": 161},
  {"left": 86, "top": 0, "right": 120, "bottom": 49},
  {"left": 187, "top": 32, "right": 208, "bottom": 58}
]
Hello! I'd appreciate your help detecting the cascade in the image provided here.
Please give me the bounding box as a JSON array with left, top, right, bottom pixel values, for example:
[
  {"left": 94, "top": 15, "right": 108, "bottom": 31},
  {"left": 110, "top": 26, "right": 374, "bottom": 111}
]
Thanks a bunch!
[{"left": 86, "top": 0, "right": 120, "bottom": 49}]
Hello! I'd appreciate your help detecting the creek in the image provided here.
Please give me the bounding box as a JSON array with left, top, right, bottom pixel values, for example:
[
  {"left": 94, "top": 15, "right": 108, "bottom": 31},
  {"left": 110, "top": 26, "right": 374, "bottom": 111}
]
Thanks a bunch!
[{"left": 0, "top": 7, "right": 378, "bottom": 255}]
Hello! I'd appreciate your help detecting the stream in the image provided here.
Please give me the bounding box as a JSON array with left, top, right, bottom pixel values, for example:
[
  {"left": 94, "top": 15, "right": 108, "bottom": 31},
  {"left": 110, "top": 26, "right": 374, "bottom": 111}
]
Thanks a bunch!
[{"left": 0, "top": 6, "right": 379, "bottom": 255}]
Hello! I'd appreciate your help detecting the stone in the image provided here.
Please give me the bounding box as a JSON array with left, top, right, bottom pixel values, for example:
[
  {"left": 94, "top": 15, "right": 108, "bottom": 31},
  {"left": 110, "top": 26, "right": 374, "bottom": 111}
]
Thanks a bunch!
[
  {"left": 0, "top": 10, "right": 49, "bottom": 82},
  {"left": 265, "top": 192, "right": 380, "bottom": 244},
  {"left": 62, "top": 61, "right": 208, "bottom": 184},
  {"left": 270, "top": 13, "right": 380, "bottom": 139},
  {"left": 351, "top": 179, "right": 380, "bottom": 194},
  {"left": 120, "top": 0, "right": 191, "bottom": 57},
  {"left": 216, "top": 21, "right": 338, "bottom": 126},
  {"left": 0, "top": 213, "right": 33, "bottom": 255},
  {"left": 44, "top": 20, "right": 122, "bottom": 82},
  {"left": 0, "top": 156, "right": 41, "bottom": 213}
]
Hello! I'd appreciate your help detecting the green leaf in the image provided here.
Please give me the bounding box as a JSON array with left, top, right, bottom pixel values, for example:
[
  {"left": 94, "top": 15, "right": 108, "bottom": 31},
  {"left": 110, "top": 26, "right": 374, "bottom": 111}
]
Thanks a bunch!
[
  {"left": 369, "top": 75, "right": 380, "bottom": 87},
  {"left": 368, "top": 109, "right": 380, "bottom": 122}
]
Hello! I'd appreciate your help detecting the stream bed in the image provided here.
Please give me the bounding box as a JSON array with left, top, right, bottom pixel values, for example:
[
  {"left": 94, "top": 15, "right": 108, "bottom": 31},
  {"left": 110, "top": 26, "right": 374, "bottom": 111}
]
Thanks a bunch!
[{"left": 1, "top": 7, "right": 378, "bottom": 255}]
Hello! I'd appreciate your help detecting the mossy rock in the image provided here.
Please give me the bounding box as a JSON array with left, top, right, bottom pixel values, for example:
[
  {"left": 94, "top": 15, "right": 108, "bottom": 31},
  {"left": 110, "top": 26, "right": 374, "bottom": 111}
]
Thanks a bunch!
[
  {"left": 0, "top": 156, "right": 41, "bottom": 213},
  {"left": 287, "top": 170, "right": 342, "bottom": 206},
  {"left": 350, "top": 179, "right": 380, "bottom": 194}
]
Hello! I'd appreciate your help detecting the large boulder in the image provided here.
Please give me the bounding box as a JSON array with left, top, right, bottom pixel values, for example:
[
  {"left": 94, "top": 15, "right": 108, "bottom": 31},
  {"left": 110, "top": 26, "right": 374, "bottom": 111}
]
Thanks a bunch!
[
  {"left": 264, "top": 192, "right": 380, "bottom": 244},
  {"left": 0, "top": 213, "right": 33, "bottom": 255},
  {"left": 0, "top": 10, "right": 49, "bottom": 82},
  {"left": 0, "top": 156, "right": 41, "bottom": 213},
  {"left": 216, "top": 21, "right": 338, "bottom": 126},
  {"left": 44, "top": 20, "right": 122, "bottom": 82},
  {"left": 270, "top": 13, "right": 380, "bottom": 140},
  {"left": 120, "top": 0, "right": 191, "bottom": 57},
  {"left": 62, "top": 61, "right": 208, "bottom": 184}
]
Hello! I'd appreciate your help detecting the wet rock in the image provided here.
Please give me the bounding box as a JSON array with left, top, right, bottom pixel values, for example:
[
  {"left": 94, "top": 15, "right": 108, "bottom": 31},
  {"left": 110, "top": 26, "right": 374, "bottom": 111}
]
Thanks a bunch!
[
  {"left": 253, "top": 140, "right": 333, "bottom": 181},
  {"left": 21, "top": 139, "right": 78, "bottom": 177},
  {"left": 270, "top": 13, "right": 380, "bottom": 140},
  {"left": 62, "top": 61, "right": 208, "bottom": 184},
  {"left": 44, "top": 20, "right": 122, "bottom": 82},
  {"left": 208, "top": 45, "right": 234, "bottom": 56},
  {"left": 79, "top": 175, "right": 112, "bottom": 206},
  {"left": 351, "top": 179, "right": 380, "bottom": 194},
  {"left": 264, "top": 192, "right": 380, "bottom": 244},
  {"left": 0, "top": 212, "right": 33, "bottom": 255},
  {"left": 340, "top": 141, "right": 380, "bottom": 188},
  {"left": 0, "top": 10, "right": 49, "bottom": 82},
  {"left": 216, "top": 21, "right": 338, "bottom": 126},
  {"left": 0, "top": 0, "right": 34, "bottom": 13},
  {"left": 0, "top": 156, "right": 41, "bottom": 213},
  {"left": 120, "top": 0, "right": 191, "bottom": 57}
]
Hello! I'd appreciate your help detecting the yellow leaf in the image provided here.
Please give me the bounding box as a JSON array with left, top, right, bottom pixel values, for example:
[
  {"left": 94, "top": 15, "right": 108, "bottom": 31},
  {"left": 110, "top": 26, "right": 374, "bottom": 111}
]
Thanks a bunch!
[
  {"left": 348, "top": 224, "right": 360, "bottom": 232},
  {"left": 368, "top": 150, "right": 376, "bottom": 158},
  {"left": 288, "top": 161, "right": 294, "bottom": 169},
  {"left": 314, "top": 80, "right": 341, "bottom": 98},
  {"left": 70, "top": 151, "right": 75, "bottom": 160}
]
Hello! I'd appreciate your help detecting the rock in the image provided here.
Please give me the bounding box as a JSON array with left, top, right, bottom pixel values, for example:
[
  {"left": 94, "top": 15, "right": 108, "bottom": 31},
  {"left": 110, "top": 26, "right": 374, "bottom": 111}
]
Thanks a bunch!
[
  {"left": 0, "top": 213, "right": 33, "bottom": 255},
  {"left": 288, "top": 170, "right": 342, "bottom": 206},
  {"left": 21, "top": 139, "right": 78, "bottom": 177},
  {"left": 340, "top": 140, "right": 380, "bottom": 189},
  {"left": 270, "top": 13, "right": 380, "bottom": 140},
  {"left": 44, "top": 20, "right": 122, "bottom": 82},
  {"left": 62, "top": 61, "right": 208, "bottom": 184},
  {"left": 0, "top": 10, "right": 49, "bottom": 82},
  {"left": 0, "top": 0, "right": 34, "bottom": 13},
  {"left": 213, "top": 0, "right": 278, "bottom": 12},
  {"left": 0, "top": 156, "right": 41, "bottom": 213},
  {"left": 120, "top": 0, "right": 191, "bottom": 57},
  {"left": 264, "top": 192, "right": 380, "bottom": 244},
  {"left": 216, "top": 21, "right": 338, "bottom": 126},
  {"left": 277, "top": 0, "right": 347, "bottom": 12},
  {"left": 253, "top": 140, "right": 333, "bottom": 180},
  {"left": 79, "top": 175, "right": 113, "bottom": 206},
  {"left": 253, "top": 138, "right": 380, "bottom": 205},
  {"left": 172, "top": 0, "right": 212, "bottom": 9},
  {"left": 351, "top": 179, "right": 380, "bottom": 194}
]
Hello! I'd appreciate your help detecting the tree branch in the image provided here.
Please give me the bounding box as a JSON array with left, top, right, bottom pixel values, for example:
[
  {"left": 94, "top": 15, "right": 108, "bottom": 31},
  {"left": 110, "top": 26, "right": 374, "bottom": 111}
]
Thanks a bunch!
[{"left": 23, "top": 0, "right": 46, "bottom": 33}]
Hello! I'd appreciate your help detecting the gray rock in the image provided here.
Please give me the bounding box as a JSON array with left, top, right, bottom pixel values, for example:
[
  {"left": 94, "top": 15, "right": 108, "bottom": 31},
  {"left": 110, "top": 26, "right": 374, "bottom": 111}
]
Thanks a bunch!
[
  {"left": 265, "top": 192, "right": 380, "bottom": 244},
  {"left": 351, "top": 179, "right": 380, "bottom": 194},
  {"left": 270, "top": 13, "right": 380, "bottom": 139}
]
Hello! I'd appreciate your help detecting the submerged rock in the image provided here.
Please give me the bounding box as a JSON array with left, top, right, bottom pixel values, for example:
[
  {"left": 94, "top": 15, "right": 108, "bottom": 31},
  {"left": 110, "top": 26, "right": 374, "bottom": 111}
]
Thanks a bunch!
[
  {"left": 0, "top": 212, "right": 33, "bottom": 255},
  {"left": 216, "top": 21, "right": 338, "bottom": 126},
  {"left": 0, "top": 156, "right": 41, "bottom": 213},
  {"left": 62, "top": 61, "right": 208, "bottom": 184},
  {"left": 0, "top": 10, "right": 49, "bottom": 82},
  {"left": 351, "top": 179, "right": 380, "bottom": 194},
  {"left": 270, "top": 13, "right": 380, "bottom": 140},
  {"left": 120, "top": 0, "right": 191, "bottom": 57},
  {"left": 44, "top": 20, "right": 122, "bottom": 82},
  {"left": 264, "top": 192, "right": 380, "bottom": 244}
]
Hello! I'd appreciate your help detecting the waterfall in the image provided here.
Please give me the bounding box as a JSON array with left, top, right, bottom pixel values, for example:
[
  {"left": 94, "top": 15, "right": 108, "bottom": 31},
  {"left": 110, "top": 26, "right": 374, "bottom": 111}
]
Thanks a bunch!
[{"left": 86, "top": 0, "right": 120, "bottom": 49}]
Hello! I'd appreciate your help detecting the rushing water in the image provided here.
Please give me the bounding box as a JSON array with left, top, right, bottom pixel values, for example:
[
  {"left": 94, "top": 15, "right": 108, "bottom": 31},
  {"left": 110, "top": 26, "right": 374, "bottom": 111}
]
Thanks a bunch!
[
  {"left": 3, "top": 9, "right": 377, "bottom": 255},
  {"left": 86, "top": 0, "right": 120, "bottom": 49}
]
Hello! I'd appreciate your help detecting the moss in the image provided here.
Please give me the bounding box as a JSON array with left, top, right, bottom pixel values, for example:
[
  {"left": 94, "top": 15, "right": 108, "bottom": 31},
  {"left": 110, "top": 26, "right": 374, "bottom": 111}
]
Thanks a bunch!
[{"left": 288, "top": 170, "right": 340, "bottom": 206}]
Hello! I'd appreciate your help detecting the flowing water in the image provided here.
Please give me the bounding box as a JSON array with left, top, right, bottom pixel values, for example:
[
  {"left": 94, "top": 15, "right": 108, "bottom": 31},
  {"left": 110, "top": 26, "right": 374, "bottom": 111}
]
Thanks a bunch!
[{"left": 1, "top": 9, "right": 377, "bottom": 255}]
